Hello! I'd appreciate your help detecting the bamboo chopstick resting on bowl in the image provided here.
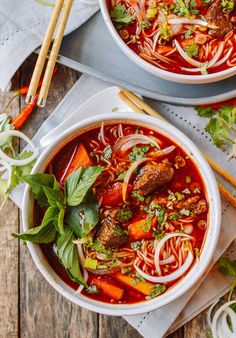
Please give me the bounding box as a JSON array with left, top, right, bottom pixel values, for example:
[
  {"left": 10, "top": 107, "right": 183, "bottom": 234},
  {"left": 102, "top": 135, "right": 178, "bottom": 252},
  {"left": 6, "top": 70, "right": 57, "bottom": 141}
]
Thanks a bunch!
[
  {"left": 118, "top": 89, "right": 236, "bottom": 208},
  {"left": 26, "top": 0, "right": 73, "bottom": 108}
]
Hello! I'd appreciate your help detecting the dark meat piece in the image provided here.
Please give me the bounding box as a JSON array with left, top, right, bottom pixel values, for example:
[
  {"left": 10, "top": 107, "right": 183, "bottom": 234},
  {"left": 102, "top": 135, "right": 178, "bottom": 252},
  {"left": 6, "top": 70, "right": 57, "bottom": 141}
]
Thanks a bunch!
[
  {"left": 176, "top": 195, "right": 200, "bottom": 210},
  {"left": 190, "top": 199, "right": 208, "bottom": 215},
  {"left": 109, "top": 206, "right": 133, "bottom": 223},
  {"left": 134, "top": 161, "right": 174, "bottom": 196},
  {"left": 96, "top": 219, "right": 128, "bottom": 248},
  {"left": 205, "top": 0, "right": 234, "bottom": 38}
]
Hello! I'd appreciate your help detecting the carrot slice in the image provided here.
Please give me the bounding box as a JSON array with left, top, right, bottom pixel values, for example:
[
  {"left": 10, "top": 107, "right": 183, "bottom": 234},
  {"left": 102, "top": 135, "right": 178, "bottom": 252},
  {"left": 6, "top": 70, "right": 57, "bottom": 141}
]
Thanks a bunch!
[
  {"left": 61, "top": 143, "right": 92, "bottom": 184},
  {"left": 92, "top": 278, "right": 124, "bottom": 301},
  {"left": 115, "top": 273, "right": 154, "bottom": 296},
  {"left": 129, "top": 219, "right": 153, "bottom": 241}
]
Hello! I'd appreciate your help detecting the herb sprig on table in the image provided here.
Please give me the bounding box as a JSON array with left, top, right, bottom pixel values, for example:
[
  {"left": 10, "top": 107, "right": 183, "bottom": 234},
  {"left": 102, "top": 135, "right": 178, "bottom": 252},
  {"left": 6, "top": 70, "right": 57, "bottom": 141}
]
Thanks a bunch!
[
  {"left": 195, "top": 104, "right": 236, "bottom": 148},
  {"left": 12, "top": 166, "right": 104, "bottom": 285}
]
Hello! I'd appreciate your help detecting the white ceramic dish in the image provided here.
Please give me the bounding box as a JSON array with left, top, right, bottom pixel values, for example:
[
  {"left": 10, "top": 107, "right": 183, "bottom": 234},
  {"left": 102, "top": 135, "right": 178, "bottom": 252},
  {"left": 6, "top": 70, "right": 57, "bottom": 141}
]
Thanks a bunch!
[
  {"left": 99, "top": 0, "right": 236, "bottom": 84},
  {"left": 22, "top": 91, "right": 221, "bottom": 316}
]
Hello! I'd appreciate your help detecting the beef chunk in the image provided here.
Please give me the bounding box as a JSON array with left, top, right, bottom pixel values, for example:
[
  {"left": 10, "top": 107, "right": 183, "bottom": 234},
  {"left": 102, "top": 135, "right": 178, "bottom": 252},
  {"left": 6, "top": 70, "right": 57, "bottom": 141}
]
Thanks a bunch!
[
  {"left": 96, "top": 219, "right": 128, "bottom": 248},
  {"left": 205, "top": 0, "right": 234, "bottom": 37},
  {"left": 190, "top": 199, "right": 208, "bottom": 215},
  {"left": 134, "top": 161, "right": 174, "bottom": 196},
  {"left": 176, "top": 195, "right": 200, "bottom": 210},
  {"left": 109, "top": 206, "right": 133, "bottom": 222}
]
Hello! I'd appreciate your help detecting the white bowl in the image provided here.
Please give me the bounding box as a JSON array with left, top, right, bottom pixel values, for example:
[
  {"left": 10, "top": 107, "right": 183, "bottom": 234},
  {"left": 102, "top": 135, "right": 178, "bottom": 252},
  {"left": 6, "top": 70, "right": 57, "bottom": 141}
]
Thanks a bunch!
[
  {"left": 99, "top": 0, "right": 236, "bottom": 84},
  {"left": 22, "top": 112, "right": 221, "bottom": 316}
]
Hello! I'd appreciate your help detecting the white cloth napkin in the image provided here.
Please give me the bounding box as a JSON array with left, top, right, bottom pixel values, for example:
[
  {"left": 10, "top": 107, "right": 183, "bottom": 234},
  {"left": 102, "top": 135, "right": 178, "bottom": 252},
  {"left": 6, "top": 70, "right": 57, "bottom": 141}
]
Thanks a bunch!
[
  {"left": 0, "top": 0, "right": 99, "bottom": 91},
  {"left": 10, "top": 75, "right": 236, "bottom": 338}
]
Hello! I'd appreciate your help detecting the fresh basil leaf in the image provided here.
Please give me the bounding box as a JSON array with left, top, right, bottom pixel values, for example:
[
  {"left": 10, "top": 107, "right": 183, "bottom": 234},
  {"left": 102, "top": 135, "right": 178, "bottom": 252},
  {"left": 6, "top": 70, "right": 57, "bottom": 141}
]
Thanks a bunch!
[
  {"left": 58, "top": 208, "right": 65, "bottom": 235},
  {"left": 43, "top": 186, "right": 64, "bottom": 207},
  {"left": 65, "top": 166, "right": 104, "bottom": 206},
  {"left": 12, "top": 207, "right": 57, "bottom": 243},
  {"left": 23, "top": 173, "right": 61, "bottom": 207},
  {"left": 0, "top": 116, "right": 14, "bottom": 153},
  {"left": 218, "top": 257, "right": 236, "bottom": 277},
  {"left": 57, "top": 227, "right": 85, "bottom": 285},
  {"left": 66, "top": 191, "right": 99, "bottom": 237}
]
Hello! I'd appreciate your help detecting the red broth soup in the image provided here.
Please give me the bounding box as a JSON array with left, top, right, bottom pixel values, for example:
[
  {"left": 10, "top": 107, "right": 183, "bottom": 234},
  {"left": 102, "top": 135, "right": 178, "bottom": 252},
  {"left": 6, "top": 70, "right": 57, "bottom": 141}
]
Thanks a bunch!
[
  {"left": 30, "top": 122, "right": 209, "bottom": 304},
  {"left": 109, "top": 0, "right": 236, "bottom": 75}
]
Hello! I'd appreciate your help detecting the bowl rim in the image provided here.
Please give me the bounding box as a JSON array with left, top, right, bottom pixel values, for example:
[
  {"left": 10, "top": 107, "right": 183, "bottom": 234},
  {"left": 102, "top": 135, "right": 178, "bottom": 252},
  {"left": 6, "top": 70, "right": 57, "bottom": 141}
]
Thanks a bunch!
[
  {"left": 99, "top": 0, "right": 236, "bottom": 84},
  {"left": 22, "top": 112, "right": 221, "bottom": 316}
]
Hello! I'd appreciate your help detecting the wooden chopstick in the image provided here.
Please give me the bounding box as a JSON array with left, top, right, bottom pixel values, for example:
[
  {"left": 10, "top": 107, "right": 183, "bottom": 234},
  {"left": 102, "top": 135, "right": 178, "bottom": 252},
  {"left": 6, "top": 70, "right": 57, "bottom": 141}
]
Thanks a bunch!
[
  {"left": 37, "top": 0, "right": 73, "bottom": 107},
  {"left": 25, "top": 0, "right": 64, "bottom": 104},
  {"left": 118, "top": 89, "right": 236, "bottom": 208}
]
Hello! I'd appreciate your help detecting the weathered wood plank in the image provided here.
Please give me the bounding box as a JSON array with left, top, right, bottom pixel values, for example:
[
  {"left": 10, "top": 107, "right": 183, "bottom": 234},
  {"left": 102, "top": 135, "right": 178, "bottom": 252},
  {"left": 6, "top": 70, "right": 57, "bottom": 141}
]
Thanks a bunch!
[
  {"left": 19, "top": 54, "right": 98, "bottom": 338},
  {"left": 0, "top": 72, "right": 20, "bottom": 338},
  {"left": 99, "top": 315, "right": 143, "bottom": 338}
]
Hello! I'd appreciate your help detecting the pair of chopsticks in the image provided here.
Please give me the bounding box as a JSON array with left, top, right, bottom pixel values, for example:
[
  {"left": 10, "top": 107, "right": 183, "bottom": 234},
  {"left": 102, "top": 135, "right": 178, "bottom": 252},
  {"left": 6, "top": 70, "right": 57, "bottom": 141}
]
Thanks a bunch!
[
  {"left": 26, "top": 0, "right": 73, "bottom": 107},
  {"left": 118, "top": 89, "right": 236, "bottom": 209}
]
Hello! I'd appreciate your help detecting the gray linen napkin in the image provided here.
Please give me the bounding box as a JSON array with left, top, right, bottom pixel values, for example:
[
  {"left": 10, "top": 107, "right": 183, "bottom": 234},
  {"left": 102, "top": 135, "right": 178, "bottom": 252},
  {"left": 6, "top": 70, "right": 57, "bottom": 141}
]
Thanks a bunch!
[
  {"left": 9, "top": 74, "right": 236, "bottom": 338},
  {"left": 0, "top": 0, "right": 99, "bottom": 90}
]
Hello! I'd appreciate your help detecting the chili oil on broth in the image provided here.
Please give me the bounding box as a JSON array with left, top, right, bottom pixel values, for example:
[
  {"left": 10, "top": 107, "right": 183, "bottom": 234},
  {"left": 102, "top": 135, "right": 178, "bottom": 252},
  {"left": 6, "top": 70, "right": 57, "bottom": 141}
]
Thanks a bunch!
[
  {"left": 109, "top": 0, "right": 236, "bottom": 75},
  {"left": 36, "top": 122, "right": 209, "bottom": 304}
]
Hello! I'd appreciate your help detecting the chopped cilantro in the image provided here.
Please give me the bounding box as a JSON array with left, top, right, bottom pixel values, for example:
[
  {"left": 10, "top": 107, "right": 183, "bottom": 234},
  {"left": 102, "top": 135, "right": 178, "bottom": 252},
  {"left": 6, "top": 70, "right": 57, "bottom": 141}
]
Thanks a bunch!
[
  {"left": 117, "top": 170, "right": 126, "bottom": 181},
  {"left": 132, "top": 191, "right": 145, "bottom": 202},
  {"left": 86, "top": 285, "right": 99, "bottom": 294},
  {"left": 112, "top": 106, "right": 118, "bottom": 112},
  {"left": 168, "top": 213, "right": 180, "bottom": 220},
  {"left": 141, "top": 20, "right": 151, "bottom": 29},
  {"left": 102, "top": 144, "right": 112, "bottom": 161},
  {"left": 160, "top": 22, "right": 173, "bottom": 41},
  {"left": 175, "top": 192, "right": 185, "bottom": 200},
  {"left": 142, "top": 219, "right": 152, "bottom": 232},
  {"left": 193, "top": 188, "right": 201, "bottom": 193},
  {"left": 196, "top": 105, "right": 236, "bottom": 148},
  {"left": 121, "top": 266, "right": 132, "bottom": 274},
  {"left": 185, "top": 27, "right": 195, "bottom": 39},
  {"left": 221, "top": 0, "right": 234, "bottom": 13},
  {"left": 89, "top": 151, "right": 95, "bottom": 158},
  {"left": 129, "top": 145, "right": 149, "bottom": 162},
  {"left": 145, "top": 284, "right": 166, "bottom": 300},
  {"left": 131, "top": 241, "right": 142, "bottom": 251},
  {"left": 200, "top": 61, "right": 209, "bottom": 75},
  {"left": 157, "top": 207, "right": 166, "bottom": 226},
  {"left": 184, "top": 43, "right": 199, "bottom": 58},
  {"left": 110, "top": 5, "right": 134, "bottom": 24},
  {"left": 180, "top": 208, "right": 191, "bottom": 216},
  {"left": 182, "top": 188, "right": 191, "bottom": 194},
  {"left": 168, "top": 190, "right": 177, "bottom": 201},
  {"left": 116, "top": 206, "right": 133, "bottom": 222},
  {"left": 173, "top": 0, "right": 190, "bottom": 17}
]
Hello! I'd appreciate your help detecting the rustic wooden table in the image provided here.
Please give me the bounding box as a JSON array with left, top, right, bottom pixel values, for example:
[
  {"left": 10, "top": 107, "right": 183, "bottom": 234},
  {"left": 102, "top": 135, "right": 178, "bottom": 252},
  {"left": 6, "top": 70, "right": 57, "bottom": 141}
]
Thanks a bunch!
[{"left": 0, "top": 54, "right": 228, "bottom": 338}]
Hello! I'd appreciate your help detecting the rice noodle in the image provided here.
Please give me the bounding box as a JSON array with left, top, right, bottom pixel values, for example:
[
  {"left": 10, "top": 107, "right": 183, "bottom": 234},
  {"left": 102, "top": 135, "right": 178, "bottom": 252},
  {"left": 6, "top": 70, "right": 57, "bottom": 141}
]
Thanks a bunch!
[
  {"left": 99, "top": 122, "right": 107, "bottom": 146},
  {"left": 168, "top": 18, "right": 209, "bottom": 26},
  {"left": 174, "top": 40, "right": 202, "bottom": 67},
  {"left": 154, "top": 233, "right": 193, "bottom": 275},
  {"left": 134, "top": 250, "right": 193, "bottom": 283}
]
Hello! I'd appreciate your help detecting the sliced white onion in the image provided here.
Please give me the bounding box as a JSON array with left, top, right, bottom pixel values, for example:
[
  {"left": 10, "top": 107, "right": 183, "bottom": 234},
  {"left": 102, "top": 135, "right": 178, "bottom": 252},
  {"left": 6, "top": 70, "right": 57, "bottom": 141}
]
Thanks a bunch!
[
  {"left": 122, "top": 157, "right": 149, "bottom": 201},
  {"left": 114, "top": 134, "right": 160, "bottom": 154},
  {"left": 175, "top": 39, "right": 202, "bottom": 67},
  {"left": 210, "top": 300, "right": 236, "bottom": 338},
  {"left": 212, "top": 47, "right": 233, "bottom": 68},
  {"left": 0, "top": 160, "right": 12, "bottom": 186},
  {"left": 134, "top": 250, "right": 193, "bottom": 283},
  {"left": 77, "top": 244, "right": 85, "bottom": 266},
  {"left": 99, "top": 122, "right": 106, "bottom": 146},
  {"left": 208, "top": 41, "right": 225, "bottom": 68},
  {"left": 154, "top": 232, "right": 193, "bottom": 275},
  {"left": 182, "top": 41, "right": 225, "bottom": 73},
  {"left": 153, "top": 145, "right": 175, "bottom": 156},
  {"left": 160, "top": 255, "right": 175, "bottom": 265},
  {"left": 221, "top": 311, "right": 235, "bottom": 337},
  {"left": 118, "top": 123, "right": 123, "bottom": 138},
  {"left": 153, "top": 31, "right": 160, "bottom": 52},
  {"left": 168, "top": 18, "right": 209, "bottom": 26},
  {"left": 0, "top": 130, "right": 38, "bottom": 166},
  {"left": 207, "top": 300, "right": 219, "bottom": 329},
  {"left": 76, "top": 269, "right": 89, "bottom": 294}
]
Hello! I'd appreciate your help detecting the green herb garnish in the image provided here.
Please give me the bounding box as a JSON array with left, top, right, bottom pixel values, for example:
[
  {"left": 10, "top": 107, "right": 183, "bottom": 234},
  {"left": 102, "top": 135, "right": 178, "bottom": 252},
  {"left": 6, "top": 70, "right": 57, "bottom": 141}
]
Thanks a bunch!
[{"left": 110, "top": 5, "right": 134, "bottom": 24}]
